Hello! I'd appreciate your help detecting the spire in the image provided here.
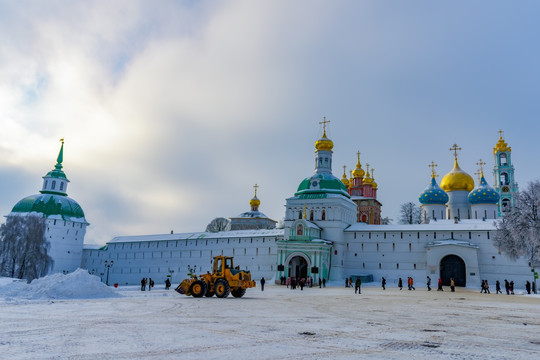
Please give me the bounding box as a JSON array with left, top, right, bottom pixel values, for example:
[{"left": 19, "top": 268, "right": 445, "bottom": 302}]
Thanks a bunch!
[{"left": 55, "top": 138, "right": 64, "bottom": 171}]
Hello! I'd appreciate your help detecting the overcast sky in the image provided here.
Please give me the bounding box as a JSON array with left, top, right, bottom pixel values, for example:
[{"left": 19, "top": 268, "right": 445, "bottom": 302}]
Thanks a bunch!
[{"left": 1, "top": 1, "right": 539, "bottom": 244}]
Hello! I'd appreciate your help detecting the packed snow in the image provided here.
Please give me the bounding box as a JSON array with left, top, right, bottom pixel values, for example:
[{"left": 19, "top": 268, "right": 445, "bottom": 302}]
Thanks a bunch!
[
  {"left": 0, "top": 268, "right": 121, "bottom": 302},
  {"left": 0, "top": 277, "right": 539, "bottom": 359}
]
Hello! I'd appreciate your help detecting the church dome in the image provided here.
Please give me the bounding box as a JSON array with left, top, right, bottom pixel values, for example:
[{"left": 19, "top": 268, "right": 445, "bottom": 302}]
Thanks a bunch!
[
  {"left": 440, "top": 159, "right": 475, "bottom": 192},
  {"left": 341, "top": 167, "right": 350, "bottom": 187},
  {"left": 249, "top": 196, "right": 261, "bottom": 208},
  {"left": 419, "top": 178, "right": 449, "bottom": 205},
  {"left": 296, "top": 173, "right": 350, "bottom": 198},
  {"left": 315, "top": 132, "right": 334, "bottom": 152},
  {"left": 468, "top": 176, "right": 500, "bottom": 205},
  {"left": 11, "top": 193, "right": 86, "bottom": 220}
]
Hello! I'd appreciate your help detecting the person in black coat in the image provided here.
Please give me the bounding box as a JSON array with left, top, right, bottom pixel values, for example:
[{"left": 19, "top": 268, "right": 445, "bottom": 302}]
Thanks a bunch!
[{"left": 260, "top": 277, "right": 266, "bottom": 291}]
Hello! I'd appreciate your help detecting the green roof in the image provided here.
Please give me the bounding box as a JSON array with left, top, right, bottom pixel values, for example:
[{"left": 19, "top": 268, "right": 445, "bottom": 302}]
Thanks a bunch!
[
  {"left": 11, "top": 194, "right": 86, "bottom": 220},
  {"left": 295, "top": 173, "right": 350, "bottom": 198}
]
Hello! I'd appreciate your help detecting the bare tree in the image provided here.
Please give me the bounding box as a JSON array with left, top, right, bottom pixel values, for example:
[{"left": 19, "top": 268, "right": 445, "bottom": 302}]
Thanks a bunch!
[
  {"left": 381, "top": 217, "right": 393, "bottom": 225},
  {"left": 0, "top": 215, "right": 53, "bottom": 281},
  {"left": 495, "top": 180, "right": 540, "bottom": 272},
  {"left": 205, "top": 217, "right": 231, "bottom": 233},
  {"left": 399, "top": 202, "right": 422, "bottom": 224}
]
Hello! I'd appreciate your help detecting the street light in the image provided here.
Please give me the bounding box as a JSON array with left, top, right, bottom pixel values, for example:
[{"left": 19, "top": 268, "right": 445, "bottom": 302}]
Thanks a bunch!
[{"left": 104, "top": 260, "right": 114, "bottom": 286}]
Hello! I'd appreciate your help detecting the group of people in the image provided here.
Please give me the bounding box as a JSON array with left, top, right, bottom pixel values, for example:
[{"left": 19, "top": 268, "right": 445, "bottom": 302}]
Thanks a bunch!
[
  {"left": 279, "top": 276, "right": 326, "bottom": 289},
  {"left": 140, "top": 277, "right": 154, "bottom": 291}
]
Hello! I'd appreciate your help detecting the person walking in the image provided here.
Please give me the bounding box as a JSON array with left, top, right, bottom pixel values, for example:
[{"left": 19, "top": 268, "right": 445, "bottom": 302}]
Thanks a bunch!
[
  {"left": 322, "top": 278, "right": 326, "bottom": 287},
  {"left": 504, "top": 279, "right": 510, "bottom": 295},
  {"left": 345, "top": 278, "right": 349, "bottom": 288},
  {"left": 526, "top": 281, "right": 531, "bottom": 294},
  {"left": 260, "top": 277, "right": 266, "bottom": 291},
  {"left": 299, "top": 278, "right": 305, "bottom": 291},
  {"left": 480, "top": 280, "right": 486, "bottom": 293},
  {"left": 319, "top": 277, "right": 322, "bottom": 288},
  {"left": 426, "top": 276, "right": 431, "bottom": 291},
  {"left": 141, "top": 277, "right": 146, "bottom": 291},
  {"left": 484, "top": 280, "right": 490, "bottom": 294},
  {"left": 398, "top": 277, "right": 403, "bottom": 290},
  {"left": 355, "top": 277, "right": 362, "bottom": 294},
  {"left": 410, "top": 277, "right": 415, "bottom": 290},
  {"left": 149, "top": 278, "right": 154, "bottom": 291},
  {"left": 496, "top": 280, "right": 502, "bottom": 294},
  {"left": 437, "top": 278, "right": 443, "bottom": 291},
  {"left": 510, "top": 281, "right": 515, "bottom": 295},
  {"left": 382, "top": 277, "right": 386, "bottom": 290},
  {"left": 450, "top": 278, "right": 455, "bottom": 292},
  {"left": 286, "top": 276, "right": 290, "bottom": 288},
  {"left": 165, "top": 278, "right": 171, "bottom": 290}
]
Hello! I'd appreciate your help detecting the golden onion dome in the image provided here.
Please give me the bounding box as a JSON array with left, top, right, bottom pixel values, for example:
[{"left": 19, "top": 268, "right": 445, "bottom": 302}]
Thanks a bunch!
[
  {"left": 250, "top": 196, "right": 260, "bottom": 208},
  {"left": 363, "top": 164, "right": 373, "bottom": 184},
  {"left": 493, "top": 131, "right": 511, "bottom": 154},
  {"left": 440, "top": 159, "right": 475, "bottom": 192},
  {"left": 341, "top": 166, "right": 350, "bottom": 187},
  {"left": 352, "top": 152, "right": 365, "bottom": 178},
  {"left": 371, "top": 169, "right": 378, "bottom": 189},
  {"left": 314, "top": 128, "right": 334, "bottom": 152}
]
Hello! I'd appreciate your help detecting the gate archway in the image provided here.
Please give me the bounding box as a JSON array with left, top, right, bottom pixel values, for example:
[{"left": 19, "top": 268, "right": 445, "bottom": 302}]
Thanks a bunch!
[
  {"left": 440, "top": 255, "right": 466, "bottom": 287},
  {"left": 288, "top": 256, "right": 308, "bottom": 280}
]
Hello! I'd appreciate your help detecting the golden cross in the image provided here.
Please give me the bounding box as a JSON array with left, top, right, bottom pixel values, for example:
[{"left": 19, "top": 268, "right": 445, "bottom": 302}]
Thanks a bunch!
[
  {"left": 371, "top": 168, "right": 375, "bottom": 179},
  {"left": 253, "top": 184, "right": 259, "bottom": 197},
  {"left": 474, "top": 170, "right": 482, "bottom": 181},
  {"left": 449, "top": 144, "right": 461, "bottom": 159},
  {"left": 428, "top": 161, "right": 438, "bottom": 178},
  {"left": 498, "top": 129, "right": 504, "bottom": 139},
  {"left": 476, "top": 159, "right": 486, "bottom": 177},
  {"left": 365, "top": 163, "right": 370, "bottom": 177},
  {"left": 356, "top": 151, "right": 361, "bottom": 163},
  {"left": 319, "top": 116, "right": 330, "bottom": 135},
  {"left": 343, "top": 165, "right": 347, "bottom": 175}
]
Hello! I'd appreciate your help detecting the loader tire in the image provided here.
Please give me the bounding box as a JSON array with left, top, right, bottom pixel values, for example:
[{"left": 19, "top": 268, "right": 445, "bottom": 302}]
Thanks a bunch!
[
  {"left": 215, "top": 278, "right": 230, "bottom": 298},
  {"left": 231, "top": 288, "right": 246, "bottom": 298},
  {"left": 190, "top": 280, "right": 207, "bottom": 298}
]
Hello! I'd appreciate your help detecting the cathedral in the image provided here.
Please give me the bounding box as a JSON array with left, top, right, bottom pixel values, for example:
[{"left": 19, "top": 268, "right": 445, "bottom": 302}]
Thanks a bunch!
[{"left": 6, "top": 126, "right": 532, "bottom": 289}]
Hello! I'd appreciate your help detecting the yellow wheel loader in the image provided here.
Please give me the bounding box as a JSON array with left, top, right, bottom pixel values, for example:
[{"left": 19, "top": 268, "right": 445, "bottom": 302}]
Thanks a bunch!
[{"left": 175, "top": 255, "right": 256, "bottom": 298}]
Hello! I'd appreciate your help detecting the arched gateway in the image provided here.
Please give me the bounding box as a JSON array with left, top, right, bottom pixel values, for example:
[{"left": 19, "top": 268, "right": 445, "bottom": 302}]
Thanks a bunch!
[
  {"left": 288, "top": 256, "right": 308, "bottom": 279},
  {"left": 440, "top": 255, "right": 466, "bottom": 287}
]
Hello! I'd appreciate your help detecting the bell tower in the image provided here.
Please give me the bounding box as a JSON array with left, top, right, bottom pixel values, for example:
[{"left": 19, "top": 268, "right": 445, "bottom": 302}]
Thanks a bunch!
[{"left": 492, "top": 130, "right": 518, "bottom": 216}]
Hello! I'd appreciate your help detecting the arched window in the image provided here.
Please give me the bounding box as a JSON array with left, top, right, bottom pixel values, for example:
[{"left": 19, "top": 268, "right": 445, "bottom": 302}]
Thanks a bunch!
[
  {"left": 321, "top": 210, "right": 326, "bottom": 220},
  {"left": 500, "top": 173, "right": 509, "bottom": 186},
  {"left": 502, "top": 199, "right": 510, "bottom": 211},
  {"left": 51, "top": 180, "right": 56, "bottom": 190},
  {"left": 310, "top": 210, "right": 314, "bottom": 221},
  {"left": 59, "top": 182, "right": 64, "bottom": 191},
  {"left": 499, "top": 153, "right": 507, "bottom": 166},
  {"left": 298, "top": 211, "right": 302, "bottom": 219}
]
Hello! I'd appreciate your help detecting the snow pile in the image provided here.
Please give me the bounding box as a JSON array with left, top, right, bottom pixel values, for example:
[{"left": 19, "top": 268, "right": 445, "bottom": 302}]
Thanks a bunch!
[{"left": 0, "top": 268, "right": 122, "bottom": 301}]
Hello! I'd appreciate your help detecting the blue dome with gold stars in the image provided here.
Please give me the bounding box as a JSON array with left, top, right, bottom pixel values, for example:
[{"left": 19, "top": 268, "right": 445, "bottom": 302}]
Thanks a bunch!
[
  {"left": 468, "top": 176, "right": 500, "bottom": 205},
  {"left": 419, "top": 178, "right": 449, "bottom": 205}
]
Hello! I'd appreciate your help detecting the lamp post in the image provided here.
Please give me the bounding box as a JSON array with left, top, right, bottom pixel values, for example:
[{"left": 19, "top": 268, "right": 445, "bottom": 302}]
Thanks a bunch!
[{"left": 104, "top": 260, "right": 114, "bottom": 286}]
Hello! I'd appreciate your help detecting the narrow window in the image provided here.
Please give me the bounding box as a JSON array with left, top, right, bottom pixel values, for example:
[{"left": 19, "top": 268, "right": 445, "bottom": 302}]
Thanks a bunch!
[
  {"left": 392, "top": 243, "right": 395, "bottom": 251},
  {"left": 51, "top": 180, "right": 56, "bottom": 190},
  {"left": 379, "top": 263, "right": 381, "bottom": 269},
  {"left": 59, "top": 182, "right": 64, "bottom": 191},
  {"left": 362, "top": 262, "right": 365, "bottom": 269},
  {"left": 322, "top": 210, "right": 326, "bottom": 220},
  {"left": 299, "top": 211, "right": 302, "bottom": 219},
  {"left": 409, "top": 243, "right": 412, "bottom": 252},
  {"left": 376, "top": 243, "right": 379, "bottom": 251},
  {"left": 310, "top": 210, "right": 314, "bottom": 221},
  {"left": 414, "top": 264, "right": 417, "bottom": 270},
  {"left": 469, "top": 232, "right": 472, "bottom": 239},
  {"left": 396, "top": 263, "right": 399, "bottom": 269}
]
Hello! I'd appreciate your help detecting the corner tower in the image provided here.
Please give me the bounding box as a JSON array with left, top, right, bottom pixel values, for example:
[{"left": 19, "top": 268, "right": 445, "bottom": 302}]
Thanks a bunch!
[
  {"left": 492, "top": 131, "right": 518, "bottom": 215},
  {"left": 9, "top": 140, "right": 89, "bottom": 275}
]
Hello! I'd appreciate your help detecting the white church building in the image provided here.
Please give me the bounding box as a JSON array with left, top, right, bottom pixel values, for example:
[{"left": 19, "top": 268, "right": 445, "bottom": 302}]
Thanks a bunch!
[{"left": 6, "top": 128, "right": 533, "bottom": 289}]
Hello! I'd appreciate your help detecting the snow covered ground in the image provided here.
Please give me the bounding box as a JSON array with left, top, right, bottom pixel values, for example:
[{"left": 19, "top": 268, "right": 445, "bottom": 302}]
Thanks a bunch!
[{"left": 1, "top": 273, "right": 539, "bottom": 359}]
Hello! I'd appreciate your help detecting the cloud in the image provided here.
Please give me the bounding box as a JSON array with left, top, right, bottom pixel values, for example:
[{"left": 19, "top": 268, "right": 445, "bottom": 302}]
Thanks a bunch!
[{"left": 0, "top": 1, "right": 539, "bottom": 242}]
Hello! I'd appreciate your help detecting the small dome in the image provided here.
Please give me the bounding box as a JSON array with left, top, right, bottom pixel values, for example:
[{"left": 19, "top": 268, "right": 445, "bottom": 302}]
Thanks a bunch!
[
  {"left": 440, "top": 159, "right": 475, "bottom": 192},
  {"left": 249, "top": 196, "right": 261, "bottom": 208},
  {"left": 341, "top": 167, "right": 350, "bottom": 187},
  {"left": 352, "top": 152, "right": 365, "bottom": 178},
  {"left": 468, "top": 176, "right": 500, "bottom": 205},
  {"left": 11, "top": 193, "right": 86, "bottom": 220},
  {"left": 314, "top": 128, "right": 333, "bottom": 152},
  {"left": 419, "top": 178, "right": 449, "bottom": 205}
]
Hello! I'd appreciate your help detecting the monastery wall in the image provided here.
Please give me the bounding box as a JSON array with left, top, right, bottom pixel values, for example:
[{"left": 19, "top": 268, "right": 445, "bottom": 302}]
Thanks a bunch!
[{"left": 82, "top": 230, "right": 283, "bottom": 286}]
